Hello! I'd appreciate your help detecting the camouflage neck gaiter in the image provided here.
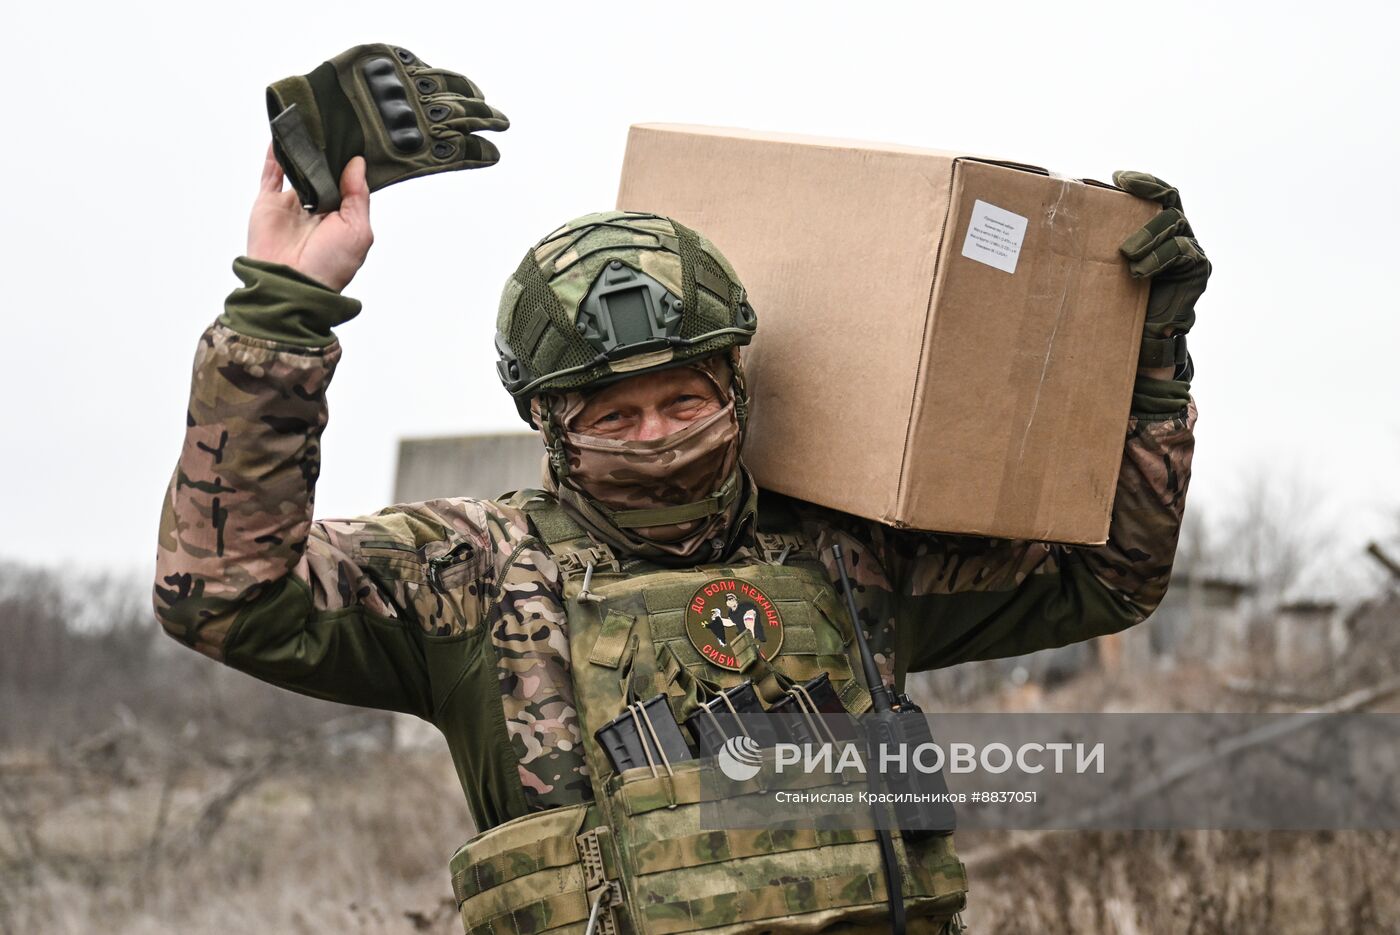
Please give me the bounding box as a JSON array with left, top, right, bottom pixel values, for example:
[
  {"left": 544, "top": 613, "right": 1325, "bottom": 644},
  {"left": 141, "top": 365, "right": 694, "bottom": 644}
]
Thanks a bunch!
[{"left": 536, "top": 357, "right": 752, "bottom": 564}]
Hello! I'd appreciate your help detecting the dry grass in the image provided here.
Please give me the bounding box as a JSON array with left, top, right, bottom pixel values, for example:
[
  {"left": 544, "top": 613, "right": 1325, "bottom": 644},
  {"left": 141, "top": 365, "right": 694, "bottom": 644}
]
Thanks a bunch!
[
  {"left": 1, "top": 737, "right": 473, "bottom": 934},
  {"left": 4, "top": 561, "right": 1400, "bottom": 933},
  {"left": 958, "top": 830, "right": 1400, "bottom": 933},
  {"left": 8, "top": 735, "right": 1400, "bottom": 934}
]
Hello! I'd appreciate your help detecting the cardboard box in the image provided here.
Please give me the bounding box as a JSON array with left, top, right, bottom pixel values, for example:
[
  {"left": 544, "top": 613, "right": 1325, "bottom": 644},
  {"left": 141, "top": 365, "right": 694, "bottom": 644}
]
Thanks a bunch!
[{"left": 616, "top": 125, "right": 1158, "bottom": 544}]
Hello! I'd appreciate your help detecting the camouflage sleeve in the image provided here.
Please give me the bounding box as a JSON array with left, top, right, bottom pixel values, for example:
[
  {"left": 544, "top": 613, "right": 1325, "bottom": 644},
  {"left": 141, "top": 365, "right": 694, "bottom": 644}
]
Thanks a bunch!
[
  {"left": 884, "top": 389, "right": 1197, "bottom": 672},
  {"left": 153, "top": 257, "right": 441, "bottom": 715}
]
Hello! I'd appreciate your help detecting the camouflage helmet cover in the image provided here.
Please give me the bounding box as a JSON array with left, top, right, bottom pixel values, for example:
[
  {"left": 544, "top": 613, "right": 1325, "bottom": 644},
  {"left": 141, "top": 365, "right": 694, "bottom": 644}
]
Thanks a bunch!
[{"left": 495, "top": 211, "right": 757, "bottom": 423}]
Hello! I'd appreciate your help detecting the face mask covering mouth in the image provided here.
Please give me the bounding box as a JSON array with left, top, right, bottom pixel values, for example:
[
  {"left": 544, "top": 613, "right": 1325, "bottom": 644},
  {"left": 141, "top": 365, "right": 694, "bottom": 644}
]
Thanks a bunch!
[
  {"left": 536, "top": 358, "right": 751, "bottom": 562},
  {"left": 563, "top": 399, "right": 740, "bottom": 537}
]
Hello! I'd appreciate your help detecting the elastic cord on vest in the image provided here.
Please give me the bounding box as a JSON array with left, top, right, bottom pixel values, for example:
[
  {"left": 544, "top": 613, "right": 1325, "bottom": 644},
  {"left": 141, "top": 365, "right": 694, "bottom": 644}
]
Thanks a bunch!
[
  {"left": 627, "top": 701, "right": 675, "bottom": 780},
  {"left": 786, "top": 681, "right": 843, "bottom": 748}
]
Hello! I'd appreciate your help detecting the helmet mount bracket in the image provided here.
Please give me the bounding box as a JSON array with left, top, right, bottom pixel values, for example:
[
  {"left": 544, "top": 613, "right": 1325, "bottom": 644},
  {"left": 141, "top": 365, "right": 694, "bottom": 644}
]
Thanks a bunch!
[{"left": 577, "top": 261, "right": 684, "bottom": 356}]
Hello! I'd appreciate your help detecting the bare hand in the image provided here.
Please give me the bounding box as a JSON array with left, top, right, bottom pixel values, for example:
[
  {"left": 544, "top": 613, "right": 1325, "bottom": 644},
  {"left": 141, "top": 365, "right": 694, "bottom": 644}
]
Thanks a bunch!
[{"left": 246, "top": 145, "right": 373, "bottom": 292}]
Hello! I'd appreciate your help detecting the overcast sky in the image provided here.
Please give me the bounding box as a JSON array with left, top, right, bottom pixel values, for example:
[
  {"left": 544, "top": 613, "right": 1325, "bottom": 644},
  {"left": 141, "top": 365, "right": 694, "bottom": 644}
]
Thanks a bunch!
[{"left": 4, "top": 1, "right": 1397, "bottom": 588}]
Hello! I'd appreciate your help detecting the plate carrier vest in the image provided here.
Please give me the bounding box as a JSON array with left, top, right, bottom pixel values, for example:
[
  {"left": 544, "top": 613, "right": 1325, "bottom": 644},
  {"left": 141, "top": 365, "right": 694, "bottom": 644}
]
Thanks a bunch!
[{"left": 447, "top": 493, "right": 969, "bottom": 935}]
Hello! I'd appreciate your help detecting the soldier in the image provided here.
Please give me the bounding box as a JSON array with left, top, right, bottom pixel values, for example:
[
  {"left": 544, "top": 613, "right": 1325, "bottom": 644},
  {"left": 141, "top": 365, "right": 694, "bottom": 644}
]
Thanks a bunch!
[{"left": 155, "top": 45, "right": 1204, "bottom": 935}]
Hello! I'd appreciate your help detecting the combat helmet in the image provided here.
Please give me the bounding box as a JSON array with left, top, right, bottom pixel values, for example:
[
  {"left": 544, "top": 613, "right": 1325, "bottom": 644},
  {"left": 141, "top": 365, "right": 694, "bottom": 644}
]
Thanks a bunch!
[{"left": 495, "top": 211, "right": 757, "bottom": 425}]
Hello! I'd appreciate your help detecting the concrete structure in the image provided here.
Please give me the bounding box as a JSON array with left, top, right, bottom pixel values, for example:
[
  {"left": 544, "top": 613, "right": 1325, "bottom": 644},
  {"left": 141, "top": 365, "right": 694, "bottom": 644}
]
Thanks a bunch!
[
  {"left": 393, "top": 433, "right": 543, "bottom": 504},
  {"left": 1129, "top": 574, "right": 1257, "bottom": 672},
  {"left": 1273, "top": 599, "right": 1345, "bottom": 676}
]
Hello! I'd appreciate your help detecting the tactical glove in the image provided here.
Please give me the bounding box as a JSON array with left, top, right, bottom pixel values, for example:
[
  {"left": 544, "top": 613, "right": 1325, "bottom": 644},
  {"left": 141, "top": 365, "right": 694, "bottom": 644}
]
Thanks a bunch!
[
  {"left": 267, "top": 44, "right": 508, "bottom": 213},
  {"left": 1114, "top": 171, "right": 1210, "bottom": 379}
]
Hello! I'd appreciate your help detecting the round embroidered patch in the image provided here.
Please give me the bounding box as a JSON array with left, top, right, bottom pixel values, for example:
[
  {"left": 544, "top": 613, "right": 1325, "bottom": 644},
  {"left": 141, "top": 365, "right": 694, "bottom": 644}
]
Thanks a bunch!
[{"left": 684, "top": 578, "right": 784, "bottom": 671}]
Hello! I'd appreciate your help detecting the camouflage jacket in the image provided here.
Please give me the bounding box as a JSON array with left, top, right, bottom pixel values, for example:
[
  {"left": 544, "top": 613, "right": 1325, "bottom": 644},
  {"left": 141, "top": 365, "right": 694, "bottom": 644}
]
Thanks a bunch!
[{"left": 154, "top": 258, "right": 1196, "bottom": 831}]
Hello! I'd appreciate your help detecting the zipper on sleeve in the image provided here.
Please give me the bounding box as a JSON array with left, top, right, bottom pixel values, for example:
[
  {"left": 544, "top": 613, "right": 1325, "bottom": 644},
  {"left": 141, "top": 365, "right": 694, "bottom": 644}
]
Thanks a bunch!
[{"left": 428, "top": 541, "right": 477, "bottom": 593}]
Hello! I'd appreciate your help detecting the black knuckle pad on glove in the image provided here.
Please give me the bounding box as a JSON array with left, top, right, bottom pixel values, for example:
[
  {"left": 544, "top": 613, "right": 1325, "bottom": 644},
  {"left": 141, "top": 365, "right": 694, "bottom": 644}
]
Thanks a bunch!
[
  {"left": 265, "top": 43, "right": 509, "bottom": 213},
  {"left": 424, "top": 100, "right": 456, "bottom": 123},
  {"left": 361, "top": 55, "right": 423, "bottom": 153}
]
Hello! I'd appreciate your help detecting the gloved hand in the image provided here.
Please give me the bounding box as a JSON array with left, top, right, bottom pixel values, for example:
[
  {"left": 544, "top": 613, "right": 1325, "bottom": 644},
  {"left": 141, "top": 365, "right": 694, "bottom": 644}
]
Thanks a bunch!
[
  {"left": 1114, "top": 171, "right": 1211, "bottom": 379},
  {"left": 267, "top": 44, "right": 508, "bottom": 213}
]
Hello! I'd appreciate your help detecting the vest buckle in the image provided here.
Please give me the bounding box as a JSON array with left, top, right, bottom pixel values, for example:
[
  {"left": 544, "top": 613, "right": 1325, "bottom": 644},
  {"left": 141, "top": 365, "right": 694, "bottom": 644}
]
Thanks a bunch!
[
  {"left": 576, "top": 827, "right": 622, "bottom": 935},
  {"left": 555, "top": 543, "right": 621, "bottom": 577},
  {"left": 756, "top": 531, "right": 805, "bottom": 564},
  {"left": 556, "top": 544, "right": 622, "bottom": 603}
]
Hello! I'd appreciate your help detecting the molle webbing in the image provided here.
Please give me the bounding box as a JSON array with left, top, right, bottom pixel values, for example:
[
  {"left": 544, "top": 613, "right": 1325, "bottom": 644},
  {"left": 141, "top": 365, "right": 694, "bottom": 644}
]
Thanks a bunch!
[
  {"left": 599, "top": 758, "right": 968, "bottom": 934},
  {"left": 448, "top": 493, "right": 967, "bottom": 934},
  {"left": 449, "top": 804, "right": 624, "bottom": 935},
  {"left": 523, "top": 493, "right": 869, "bottom": 712}
]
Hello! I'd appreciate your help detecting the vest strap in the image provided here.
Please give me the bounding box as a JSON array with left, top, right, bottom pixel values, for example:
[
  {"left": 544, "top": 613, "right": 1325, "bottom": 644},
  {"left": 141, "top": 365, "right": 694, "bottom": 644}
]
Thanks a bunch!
[
  {"left": 555, "top": 542, "right": 622, "bottom": 577},
  {"left": 727, "top": 629, "right": 790, "bottom": 705},
  {"left": 522, "top": 494, "right": 621, "bottom": 578},
  {"left": 653, "top": 642, "right": 718, "bottom": 720},
  {"left": 523, "top": 494, "right": 589, "bottom": 545},
  {"left": 589, "top": 611, "right": 636, "bottom": 669}
]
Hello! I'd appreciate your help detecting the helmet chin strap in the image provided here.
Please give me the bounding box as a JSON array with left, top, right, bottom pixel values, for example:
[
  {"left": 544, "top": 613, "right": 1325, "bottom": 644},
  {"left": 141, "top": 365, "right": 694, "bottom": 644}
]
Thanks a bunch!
[
  {"left": 730, "top": 352, "right": 751, "bottom": 436},
  {"left": 533, "top": 393, "right": 572, "bottom": 481},
  {"left": 548, "top": 465, "right": 754, "bottom": 566},
  {"left": 603, "top": 472, "right": 741, "bottom": 529}
]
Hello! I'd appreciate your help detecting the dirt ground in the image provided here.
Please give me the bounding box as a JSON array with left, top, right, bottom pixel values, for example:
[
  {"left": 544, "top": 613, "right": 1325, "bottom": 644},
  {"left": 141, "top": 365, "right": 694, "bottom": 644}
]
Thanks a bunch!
[
  {"left": 6, "top": 740, "right": 1399, "bottom": 934},
  {"left": 4, "top": 669, "right": 1398, "bottom": 933},
  {"left": 4, "top": 563, "right": 1398, "bottom": 933}
]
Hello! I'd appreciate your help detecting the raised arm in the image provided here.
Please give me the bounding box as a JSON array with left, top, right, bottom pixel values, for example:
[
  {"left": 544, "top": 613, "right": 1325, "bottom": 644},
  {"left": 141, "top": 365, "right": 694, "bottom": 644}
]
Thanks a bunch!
[
  {"left": 792, "top": 382, "right": 1194, "bottom": 682},
  {"left": 795, "top": 173, "right": 1206, "bottom": 677},
  {"left": 891, "top": 172, "right": 1206, "bottom": 670},
  {"left": 884, "top": 393, "right": 1194, "bottom": 671},
  {"left": 153, "top": 150, "right": 438, "bottom": 714}
]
